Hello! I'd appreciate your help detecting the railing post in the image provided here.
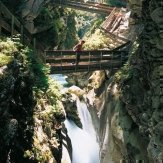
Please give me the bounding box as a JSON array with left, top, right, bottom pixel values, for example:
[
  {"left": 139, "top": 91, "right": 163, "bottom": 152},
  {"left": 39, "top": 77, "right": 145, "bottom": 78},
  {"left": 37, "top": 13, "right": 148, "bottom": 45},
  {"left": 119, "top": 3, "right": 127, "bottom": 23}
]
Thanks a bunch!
[
  {"left": 88, "top": 51, "right": 90, "bottom": 72},
  {"left": 100, "top": 51, "right": 102, "bottom": 70},
  {"left": 20, "top": 25, "right": 24, "bottom": 43},
  {"left": 75, "top": 52, "right": 77, "bottom": 72},
  {"left": 111, "top": 52, "right": 113, "bottom": 71},
  {"left": 11, "top": 15, "right": 14, "bottom": 37},
  {"left": 33, "top": 37, "right": 36, "bottom": 55},
  {"left": 61, "top": 51, "right": 63, "bottom": 73},
  {"left": 44, "top": 50, "right": 46, "bottom": 63}
]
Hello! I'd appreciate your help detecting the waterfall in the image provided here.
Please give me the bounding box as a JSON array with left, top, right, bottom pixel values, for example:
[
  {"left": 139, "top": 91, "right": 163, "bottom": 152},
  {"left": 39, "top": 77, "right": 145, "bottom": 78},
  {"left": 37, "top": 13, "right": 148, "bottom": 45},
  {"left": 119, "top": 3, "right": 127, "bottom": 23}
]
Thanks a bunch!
[
  {"left": 64, "top": 97, "right": 100, "bottom": 163},
  {"left": 51, "top": 74, "right": 100, "bottom": 163},
  {"left": 76, "top": 98, "right": 97, "bottom": 139}
]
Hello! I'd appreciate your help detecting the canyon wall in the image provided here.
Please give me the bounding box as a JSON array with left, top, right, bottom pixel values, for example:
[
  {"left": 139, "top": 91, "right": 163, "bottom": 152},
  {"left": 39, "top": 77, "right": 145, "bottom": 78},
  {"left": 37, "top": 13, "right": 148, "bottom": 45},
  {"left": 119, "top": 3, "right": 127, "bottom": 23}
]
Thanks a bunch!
[{"left": 99, "top": 0, "right": 163, "bottom": 162}]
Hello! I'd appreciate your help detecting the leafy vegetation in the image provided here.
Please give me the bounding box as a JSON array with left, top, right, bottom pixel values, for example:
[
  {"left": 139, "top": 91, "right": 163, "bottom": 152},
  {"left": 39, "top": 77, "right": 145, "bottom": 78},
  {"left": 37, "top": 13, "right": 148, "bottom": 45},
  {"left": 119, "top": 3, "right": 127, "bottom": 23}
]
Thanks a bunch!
[
  {"left": 0, "top": 37, "right": 64, "bottom": 163},
  {"left": 35, "top": 6, "right": 78, "bottom": 49},
  {"left": 114, "top": 41, "right": 139, "bottom": 85},
  {"left": 115, "top": 62, "right": 133, "bottom": 83}
]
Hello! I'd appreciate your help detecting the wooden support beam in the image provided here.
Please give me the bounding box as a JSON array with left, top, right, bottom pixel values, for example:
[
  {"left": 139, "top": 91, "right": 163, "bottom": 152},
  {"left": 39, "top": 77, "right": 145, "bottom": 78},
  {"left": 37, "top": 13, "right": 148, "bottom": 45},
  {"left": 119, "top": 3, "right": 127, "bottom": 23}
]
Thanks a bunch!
[
  {"left": 50, "top": 61, "right": 123, "bottom": 74},
  {"left": 33, "top": 37, "right": 36, "bottom": 54},
  {"left": 52, "top": 0, "right": 112, "bottom": 14},
  {"left": 11, "top": 15, "right": 14, "bottom": 37},
  {"left": 1, "top": 19, "right": 12, "bottom": 32}
]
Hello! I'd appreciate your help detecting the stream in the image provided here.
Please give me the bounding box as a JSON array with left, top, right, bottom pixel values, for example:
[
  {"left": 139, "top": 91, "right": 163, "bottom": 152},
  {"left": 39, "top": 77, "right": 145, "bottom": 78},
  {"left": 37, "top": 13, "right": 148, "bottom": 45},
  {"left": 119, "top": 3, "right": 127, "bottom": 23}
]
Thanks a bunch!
[{"left": 51, "top": 74, "right": 100, "bottom": 163}]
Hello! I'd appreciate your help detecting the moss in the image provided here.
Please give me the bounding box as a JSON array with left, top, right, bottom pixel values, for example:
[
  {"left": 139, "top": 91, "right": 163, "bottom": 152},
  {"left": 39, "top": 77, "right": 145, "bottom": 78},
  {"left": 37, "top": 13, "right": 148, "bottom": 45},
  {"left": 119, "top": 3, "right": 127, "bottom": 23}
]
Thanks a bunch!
[
  {"left": 114, "top": 63, "right": 133, "bottom": 83},
  {"left": 114, "top": 41, "right": 140, "bottom": 84}
]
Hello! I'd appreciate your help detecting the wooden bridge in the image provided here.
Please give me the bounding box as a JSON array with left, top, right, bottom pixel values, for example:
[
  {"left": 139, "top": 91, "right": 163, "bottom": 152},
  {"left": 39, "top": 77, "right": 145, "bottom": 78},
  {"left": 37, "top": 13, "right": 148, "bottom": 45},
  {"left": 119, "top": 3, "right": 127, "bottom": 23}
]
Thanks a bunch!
[
  {"left": 0, "top": 0, "right": 130, "bottom": 74},
  {"left": 52, "top": 0, "right": 121, "bottom": 14},
  {"left": 45, "top": 42, "right": 130, "bottom": 74}
]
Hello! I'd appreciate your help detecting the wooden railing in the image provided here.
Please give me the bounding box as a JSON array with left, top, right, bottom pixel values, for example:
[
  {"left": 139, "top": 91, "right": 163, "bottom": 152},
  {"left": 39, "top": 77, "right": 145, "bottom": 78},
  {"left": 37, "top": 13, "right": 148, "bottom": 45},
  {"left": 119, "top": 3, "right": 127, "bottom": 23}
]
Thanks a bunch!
[
  {"left": 52, "top": 0, "right": 115, "bottom": 14},
  {"left": 0, "top": 1, "right": 44, "bottom": 53},
  {"left": 45, "top": 49, "right": 129, "bottom": 74}
]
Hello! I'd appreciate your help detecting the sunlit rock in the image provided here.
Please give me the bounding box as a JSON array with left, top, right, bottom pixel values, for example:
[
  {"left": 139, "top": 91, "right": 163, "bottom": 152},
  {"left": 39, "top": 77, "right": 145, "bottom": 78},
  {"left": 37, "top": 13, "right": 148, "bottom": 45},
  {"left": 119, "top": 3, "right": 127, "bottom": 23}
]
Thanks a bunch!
[{"left": 67, "top": 85, "right": 85, "bottom": 97}]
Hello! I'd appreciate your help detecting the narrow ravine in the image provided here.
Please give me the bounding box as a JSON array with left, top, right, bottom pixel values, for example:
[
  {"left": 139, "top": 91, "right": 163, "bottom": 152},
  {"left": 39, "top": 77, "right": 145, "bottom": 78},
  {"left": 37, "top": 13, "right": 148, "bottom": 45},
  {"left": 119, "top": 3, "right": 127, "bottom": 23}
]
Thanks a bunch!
[
  {"left": 1, "top": 0, "right": 162, "bottom": 162},
  {"left": 52, "top": 74, "right": 100, "bottom": 163}
]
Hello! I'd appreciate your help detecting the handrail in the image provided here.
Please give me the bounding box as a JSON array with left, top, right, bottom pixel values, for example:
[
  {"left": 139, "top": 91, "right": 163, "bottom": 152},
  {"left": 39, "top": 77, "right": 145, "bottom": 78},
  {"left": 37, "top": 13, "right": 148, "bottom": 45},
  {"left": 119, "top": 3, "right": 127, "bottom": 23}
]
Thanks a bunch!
[
  {"left": 0, "top": 1, "right": 45, "bottom": 52},
  {"left": 45, "top": 49, "right": 129, "bottom": 74},
  {"left": 52, "top": 0, "right": 115, "bottom": 14}
]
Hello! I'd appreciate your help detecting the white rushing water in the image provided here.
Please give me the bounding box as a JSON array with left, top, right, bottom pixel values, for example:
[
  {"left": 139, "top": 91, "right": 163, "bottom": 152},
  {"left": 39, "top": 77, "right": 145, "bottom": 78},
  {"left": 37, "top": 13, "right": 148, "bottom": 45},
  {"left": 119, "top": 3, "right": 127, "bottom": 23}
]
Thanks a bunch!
[
  {"left": 76, "top": 98, "right": 97, "bottom": 139},
  {"left": 64, "top": 98, "right": 100, "bottom": 163},
  {"left": 51, "top": 75, "right": 99, "bottom": 163},
  {"left": 51, "top": 74, "right": 68, "bottom": 86},
  {"left": 64, "top": 119, "right": 99, "bottom": 163}
]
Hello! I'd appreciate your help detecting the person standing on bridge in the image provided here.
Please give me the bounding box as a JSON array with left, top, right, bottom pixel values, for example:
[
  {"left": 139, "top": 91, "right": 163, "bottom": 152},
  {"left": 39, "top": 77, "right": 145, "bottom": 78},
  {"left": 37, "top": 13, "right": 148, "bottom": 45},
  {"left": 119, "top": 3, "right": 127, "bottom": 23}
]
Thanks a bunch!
[{"left": 73, "top": 40, "right": 85, "bottom": 65}]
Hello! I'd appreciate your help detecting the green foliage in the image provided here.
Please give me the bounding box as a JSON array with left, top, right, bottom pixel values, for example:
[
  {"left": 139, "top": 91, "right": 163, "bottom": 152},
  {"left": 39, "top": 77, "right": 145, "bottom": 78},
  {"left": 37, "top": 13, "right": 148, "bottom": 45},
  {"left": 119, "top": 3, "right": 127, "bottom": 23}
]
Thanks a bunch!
[
  {"left": 83, "top": 29, "right": 114, "bottom": 50},
  {"left": 0, "top": 37, "right": 63, "bottom": 162},
  {"left": 63, "top": 10, "right": 78, "bottom": 49},
  {"left": 28, "top": 53, "right": 50, "bottom": 90},
  {"left": 75, "top": 11, "right": 105, "bottom": 40},
  {"left": 115, "top": 62, "right": 133, "bottom": 83},
  {"left": 0, "top": 37, "right": 17, "bottom": 67},
  {"left": 86, "top": 17, "right": 104, "bottom": 37},
  {"left": 0, "top": 54, "right": 12, "bottom": 66},
  {"left": 34, "top": 6, "right": 78, "bottom": 49}
]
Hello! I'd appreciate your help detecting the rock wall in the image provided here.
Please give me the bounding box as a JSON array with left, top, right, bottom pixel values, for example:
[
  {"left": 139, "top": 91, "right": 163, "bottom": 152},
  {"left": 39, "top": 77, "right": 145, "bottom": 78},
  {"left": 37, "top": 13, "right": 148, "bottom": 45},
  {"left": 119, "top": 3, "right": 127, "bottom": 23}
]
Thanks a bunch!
[
  {"left": 0, "top": 38, "right": 65, "bottom": 163},
  {"left": 99, "top": 0, "right": 163, "bottom": 162},
  {"left": 54, "top": 0, "right": 163, "bottom": 162}
]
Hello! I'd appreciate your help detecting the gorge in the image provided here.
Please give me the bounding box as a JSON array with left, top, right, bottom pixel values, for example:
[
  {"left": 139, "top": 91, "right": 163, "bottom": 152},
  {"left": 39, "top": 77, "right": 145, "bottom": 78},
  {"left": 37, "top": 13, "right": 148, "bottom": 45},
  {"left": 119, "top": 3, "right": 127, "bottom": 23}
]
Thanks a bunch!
[{"left": 0, "top": 0, "right": 163, "bottom": 163}]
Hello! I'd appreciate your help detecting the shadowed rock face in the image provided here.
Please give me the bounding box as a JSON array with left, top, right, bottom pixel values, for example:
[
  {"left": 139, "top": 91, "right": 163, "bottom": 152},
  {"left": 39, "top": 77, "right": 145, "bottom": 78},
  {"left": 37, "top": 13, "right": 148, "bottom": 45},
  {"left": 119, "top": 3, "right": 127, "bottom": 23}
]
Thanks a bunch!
[
  {"left": 98, "top": 0, "right": 163, "bottom": 162},
  {"left": 0, "top": 39, "right": 66, "bottom": 163},
  {"left": 20, "top": 0, "right": 51, "bottom": 34},
  {"left": 1, "top": 0, "right": 49, "bottom": 34},
  {"left": 62, "top": 91, "right": 83, "bottom": 129}
]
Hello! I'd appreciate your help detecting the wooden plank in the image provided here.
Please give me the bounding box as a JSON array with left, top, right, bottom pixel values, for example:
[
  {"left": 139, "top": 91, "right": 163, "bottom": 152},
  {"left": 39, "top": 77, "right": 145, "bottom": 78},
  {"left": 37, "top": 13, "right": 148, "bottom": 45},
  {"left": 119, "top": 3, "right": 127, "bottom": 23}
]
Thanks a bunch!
[
  {"left": 85, "top": 2, "right": 115, "bottom": 11},
  {"left": 49, "top": 60, "right": 123, "bottom": 67},
  {"left": 0, "top": 1, "right": 12, "bottom": 19},
  {"left": 1, "top": 19, "right": 11, "bottom": 32},
  {"left": 53, "top": 0, "right": 109, "bottom": 14},
  {"left": 0, "top": 1, "right": 45, "bottom": 58},
  {"left": 14, "top": 17, "right": 21, "bottom": 29},
  {"left": 45, "top": 50, "right": 127, "bottom": 56},
  {"left": 0, "top": 1, "right": 21, "bottom": 28},
  {"left": 50, "top": 62, "right": 123, "bottom": 74},
  {"left": 1, "top": 19, "right": 19, "bottom": 34},
  {"left": 46, "top": 55, "right": 127, "bottom": 64},
  {"left": 20, "top": 25, "right": 24, "bottom": 43},
  {"left": 66, "top": 1, "right": 113, "bottom": 12},
  {"left": 46, "top": 51, "right": 127, "bottom": 57}
]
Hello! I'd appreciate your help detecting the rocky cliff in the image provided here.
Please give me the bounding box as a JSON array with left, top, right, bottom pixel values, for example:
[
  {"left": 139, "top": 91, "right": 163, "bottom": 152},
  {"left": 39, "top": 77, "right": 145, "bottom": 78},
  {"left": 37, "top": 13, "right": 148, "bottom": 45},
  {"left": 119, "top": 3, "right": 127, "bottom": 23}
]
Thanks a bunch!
[
  {"left": 0, "top": 37, "right": 65, "bottom": 163},
  {"left": 98, "top": 0, "right": 163, "bottom": 162}
]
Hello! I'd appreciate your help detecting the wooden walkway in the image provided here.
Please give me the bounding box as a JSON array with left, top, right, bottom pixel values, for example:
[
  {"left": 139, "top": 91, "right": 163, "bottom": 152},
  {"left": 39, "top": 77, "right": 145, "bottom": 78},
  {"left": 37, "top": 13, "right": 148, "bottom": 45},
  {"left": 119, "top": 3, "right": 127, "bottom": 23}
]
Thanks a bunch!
[
  {"left": 0, "top": 1, "right": 44, "bottom": 51},
  {"left": 52, "top": 0, "right": 121, "bottom": 14},
  {"left": 45, "top": 42, "right": 130, "bottom": 74}
]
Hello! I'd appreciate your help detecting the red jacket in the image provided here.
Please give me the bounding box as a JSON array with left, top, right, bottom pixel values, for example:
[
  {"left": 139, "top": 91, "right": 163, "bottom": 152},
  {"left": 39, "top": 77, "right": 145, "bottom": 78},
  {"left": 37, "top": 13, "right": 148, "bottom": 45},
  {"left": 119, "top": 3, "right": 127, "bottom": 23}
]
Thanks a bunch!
[{"left": 73, "top": 41, "right": 85, "bottom": 51}]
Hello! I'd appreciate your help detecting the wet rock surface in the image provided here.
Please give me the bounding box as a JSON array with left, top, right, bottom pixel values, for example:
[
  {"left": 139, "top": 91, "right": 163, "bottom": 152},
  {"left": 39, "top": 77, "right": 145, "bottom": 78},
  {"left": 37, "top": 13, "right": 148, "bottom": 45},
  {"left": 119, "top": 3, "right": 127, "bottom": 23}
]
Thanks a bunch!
[{"left": 99, "top": 0, "right": 163, "bottom": 162}]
